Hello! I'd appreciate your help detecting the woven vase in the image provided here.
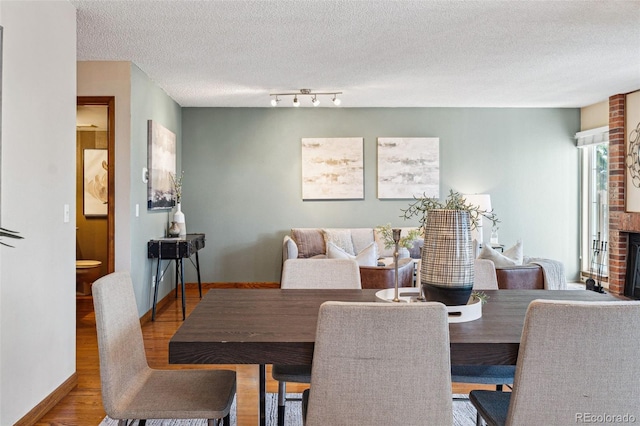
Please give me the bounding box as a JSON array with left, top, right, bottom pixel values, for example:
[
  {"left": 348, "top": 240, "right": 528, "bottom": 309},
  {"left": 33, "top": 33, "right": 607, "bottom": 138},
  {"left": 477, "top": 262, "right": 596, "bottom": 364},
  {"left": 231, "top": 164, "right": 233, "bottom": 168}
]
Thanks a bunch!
[{"left": 421, "top": 209, "right": 474, "bottom": 305}]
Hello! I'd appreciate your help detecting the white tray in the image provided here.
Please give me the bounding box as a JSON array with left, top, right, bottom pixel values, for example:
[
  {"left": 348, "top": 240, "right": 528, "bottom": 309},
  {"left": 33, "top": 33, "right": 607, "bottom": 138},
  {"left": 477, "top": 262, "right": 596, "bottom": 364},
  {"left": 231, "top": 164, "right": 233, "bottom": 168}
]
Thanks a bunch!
[{"left": 375, "top": 288, "right": 482, "bottom": 323}]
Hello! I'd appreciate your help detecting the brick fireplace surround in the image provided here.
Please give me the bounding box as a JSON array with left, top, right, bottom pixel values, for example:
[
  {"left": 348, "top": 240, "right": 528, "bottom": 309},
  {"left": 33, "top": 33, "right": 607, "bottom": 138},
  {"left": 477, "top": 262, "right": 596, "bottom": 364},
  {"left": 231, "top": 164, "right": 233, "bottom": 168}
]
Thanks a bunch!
[{"left": 608, "top": 93, "right": 634, "bottom": 296}]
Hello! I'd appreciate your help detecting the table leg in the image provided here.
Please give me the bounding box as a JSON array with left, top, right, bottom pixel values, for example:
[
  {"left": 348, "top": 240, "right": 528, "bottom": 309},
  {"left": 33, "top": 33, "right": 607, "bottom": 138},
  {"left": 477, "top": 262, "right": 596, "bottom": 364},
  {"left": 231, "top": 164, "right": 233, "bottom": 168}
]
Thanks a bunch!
[
  {"left": 195, "top": 251, "right": 202, "bottom": 298},
  {"left": 152, "top": 259, "right": 161, "bottom": 321},
  {"left": 259, "top": 364, "right": 266, "bottom": 426},
  {"left": 174, "top": 259, "right": 179, "bottom": 299},
  {"left": 179, "top": 258, "right": 186, "bottom": 320}
]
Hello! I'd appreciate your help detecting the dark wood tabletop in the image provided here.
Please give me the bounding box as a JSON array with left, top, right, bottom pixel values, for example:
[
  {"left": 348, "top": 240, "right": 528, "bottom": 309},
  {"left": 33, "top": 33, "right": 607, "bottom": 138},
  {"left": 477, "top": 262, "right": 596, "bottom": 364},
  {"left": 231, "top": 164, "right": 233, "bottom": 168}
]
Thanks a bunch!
[{"left": 169, "top": 288, "right": 619, "bottom": 366}]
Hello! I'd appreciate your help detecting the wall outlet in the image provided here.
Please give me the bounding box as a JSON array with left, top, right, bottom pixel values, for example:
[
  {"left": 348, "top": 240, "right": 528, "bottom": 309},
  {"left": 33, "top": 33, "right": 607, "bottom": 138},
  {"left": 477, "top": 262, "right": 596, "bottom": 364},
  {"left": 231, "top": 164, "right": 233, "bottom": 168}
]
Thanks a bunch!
[{"left": 151, "top": 275, "right": 156, "bottom": 287}]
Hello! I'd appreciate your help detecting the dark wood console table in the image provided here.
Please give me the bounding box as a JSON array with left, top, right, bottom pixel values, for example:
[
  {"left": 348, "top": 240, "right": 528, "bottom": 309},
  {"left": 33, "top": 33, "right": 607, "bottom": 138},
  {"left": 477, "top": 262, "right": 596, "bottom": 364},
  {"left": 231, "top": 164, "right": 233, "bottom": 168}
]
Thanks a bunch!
[{"left": 147, "top": 233, "right": 205, "bottom": 320}]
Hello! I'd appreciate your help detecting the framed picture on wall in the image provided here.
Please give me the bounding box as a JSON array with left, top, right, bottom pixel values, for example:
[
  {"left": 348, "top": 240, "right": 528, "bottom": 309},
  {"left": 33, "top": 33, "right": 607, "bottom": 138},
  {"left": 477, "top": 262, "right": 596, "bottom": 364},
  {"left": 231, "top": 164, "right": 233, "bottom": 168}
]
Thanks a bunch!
[
  {"left": 83, "top": 149, "right": 108, "bottom": 217},
  {"left": 377, "top": 137, "right": 440, "bottom": 199},
  {"left": 301, "top": 137, "right": 364, "bottom": 200},
  {"left": 147, "top": 120, "right": 176, "bottom": 210}
]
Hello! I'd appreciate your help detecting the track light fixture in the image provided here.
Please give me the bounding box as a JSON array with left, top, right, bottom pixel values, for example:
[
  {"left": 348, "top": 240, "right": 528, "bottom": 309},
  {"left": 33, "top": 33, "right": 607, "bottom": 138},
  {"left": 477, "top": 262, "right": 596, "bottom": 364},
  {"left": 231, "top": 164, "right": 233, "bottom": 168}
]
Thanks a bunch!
[{"left": 269, "top": 89, "right": 342, "bottom": 107}]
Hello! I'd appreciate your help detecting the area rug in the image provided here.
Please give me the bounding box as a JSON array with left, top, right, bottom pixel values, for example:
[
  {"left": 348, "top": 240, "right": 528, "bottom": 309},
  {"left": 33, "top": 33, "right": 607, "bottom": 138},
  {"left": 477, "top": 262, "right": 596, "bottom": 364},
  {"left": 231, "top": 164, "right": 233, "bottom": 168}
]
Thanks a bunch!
[{"left": 100, "top": 393, "right": 477, "bottom": 425}]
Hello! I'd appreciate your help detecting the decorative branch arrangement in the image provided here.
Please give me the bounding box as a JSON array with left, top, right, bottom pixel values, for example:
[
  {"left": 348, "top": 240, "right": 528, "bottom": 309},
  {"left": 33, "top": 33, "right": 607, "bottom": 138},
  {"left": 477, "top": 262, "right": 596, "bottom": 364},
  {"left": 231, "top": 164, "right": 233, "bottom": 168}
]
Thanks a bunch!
[
  {"left": 376, "top": 223, "right": 422, "bottom": 250},
  {"left": 170, "top": 171, "right": 184, "bottom": 203},
  {"left": 401, "top": 189, "right": 500, "bottom": 230}
]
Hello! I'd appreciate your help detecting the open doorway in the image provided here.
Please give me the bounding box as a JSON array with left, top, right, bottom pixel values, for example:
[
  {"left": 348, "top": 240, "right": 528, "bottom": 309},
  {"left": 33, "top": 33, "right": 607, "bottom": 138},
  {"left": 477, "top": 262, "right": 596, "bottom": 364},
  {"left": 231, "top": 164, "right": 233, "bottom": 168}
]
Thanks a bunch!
[{"left": 76, "top": 97, "right": 115, "bottom": 297}]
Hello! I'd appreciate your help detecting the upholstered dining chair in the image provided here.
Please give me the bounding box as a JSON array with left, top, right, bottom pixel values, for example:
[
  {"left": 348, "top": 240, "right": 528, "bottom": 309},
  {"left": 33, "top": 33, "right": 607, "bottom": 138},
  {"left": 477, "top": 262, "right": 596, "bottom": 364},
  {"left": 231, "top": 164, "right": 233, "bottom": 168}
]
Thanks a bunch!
[
  {"left": 451, "top": 272, "right": 515, "bottom": 398},
  {"left": 92, "top": 271, "right": 237, "bottom": 426},
  {"left": 303, "top": 301, "right": 453, "bottom": 425},
  {"left": 272, "top": 258, "right": 361, "bottom": 426},
  {"left": 470, "top": 299, "right": 640, "bottom": 426}
]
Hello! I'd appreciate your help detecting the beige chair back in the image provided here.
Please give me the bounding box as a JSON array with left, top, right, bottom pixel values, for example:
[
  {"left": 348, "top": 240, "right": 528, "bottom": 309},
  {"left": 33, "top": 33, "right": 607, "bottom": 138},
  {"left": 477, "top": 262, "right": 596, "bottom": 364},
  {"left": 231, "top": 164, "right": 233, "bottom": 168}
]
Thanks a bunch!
[
  {"left": 92, "top": 271, "right": 151, "bottom": 416},
  {"left": 305, "top": 301, "right": 452, "bottom": 425},
  {"left": 473, "top": 258, "right": 499, "bottom": 290},
  {"left": 281, "top": 258, "right": 361, "bottom": 289},
  {"left": 506, "top": 299, "right": 640, "bottom": 425}
]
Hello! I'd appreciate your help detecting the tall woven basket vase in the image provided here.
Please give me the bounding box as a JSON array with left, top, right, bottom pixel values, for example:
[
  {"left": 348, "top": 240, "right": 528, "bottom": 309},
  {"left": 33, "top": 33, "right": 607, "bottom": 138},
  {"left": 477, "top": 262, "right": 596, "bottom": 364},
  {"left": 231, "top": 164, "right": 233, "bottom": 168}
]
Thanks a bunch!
[{"left": 421, "top": 209, "right": 475, "bottom": 305}]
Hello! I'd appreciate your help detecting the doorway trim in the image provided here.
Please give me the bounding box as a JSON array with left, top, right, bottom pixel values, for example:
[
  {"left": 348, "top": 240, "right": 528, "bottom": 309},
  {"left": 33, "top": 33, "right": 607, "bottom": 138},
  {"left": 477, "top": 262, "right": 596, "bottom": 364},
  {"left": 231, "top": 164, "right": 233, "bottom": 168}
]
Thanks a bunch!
[{"left": 77, "top": 96, "right": 115, "bottom": 273}]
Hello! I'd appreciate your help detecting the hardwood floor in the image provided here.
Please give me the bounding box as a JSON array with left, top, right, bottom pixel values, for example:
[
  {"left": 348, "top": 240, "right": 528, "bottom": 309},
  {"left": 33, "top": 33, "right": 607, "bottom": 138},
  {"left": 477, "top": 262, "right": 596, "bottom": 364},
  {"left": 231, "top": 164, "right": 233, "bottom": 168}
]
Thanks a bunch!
[{"left": 35, "top": 286, "right": 491, "bottom": 426}]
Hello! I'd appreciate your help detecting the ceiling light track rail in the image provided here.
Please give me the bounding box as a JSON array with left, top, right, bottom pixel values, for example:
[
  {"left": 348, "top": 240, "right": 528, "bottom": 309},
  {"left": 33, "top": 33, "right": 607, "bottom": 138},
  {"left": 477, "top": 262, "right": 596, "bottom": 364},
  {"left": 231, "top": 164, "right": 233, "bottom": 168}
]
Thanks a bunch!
[{"left": 270, "top": 89, "right": 342, "bottom": 107}]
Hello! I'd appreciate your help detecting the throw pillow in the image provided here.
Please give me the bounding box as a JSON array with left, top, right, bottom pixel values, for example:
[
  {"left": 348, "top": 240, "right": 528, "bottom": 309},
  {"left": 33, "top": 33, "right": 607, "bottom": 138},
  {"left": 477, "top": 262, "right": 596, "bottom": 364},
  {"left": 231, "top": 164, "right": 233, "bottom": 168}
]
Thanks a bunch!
[
  {"left": 327, "top": 241, "right": 378, "bottom": 267},
  {"left": 503, "top": 240, "right": 524, "bottom": 265},
  {"left": 291, "top": 228, "right": 326, "bottom": 258},
  {"left": 323, "top": 228, "right": 355, "bottom": 255},
  {"left": 478, "top": 240, "right": 524, "bottom": 268}
]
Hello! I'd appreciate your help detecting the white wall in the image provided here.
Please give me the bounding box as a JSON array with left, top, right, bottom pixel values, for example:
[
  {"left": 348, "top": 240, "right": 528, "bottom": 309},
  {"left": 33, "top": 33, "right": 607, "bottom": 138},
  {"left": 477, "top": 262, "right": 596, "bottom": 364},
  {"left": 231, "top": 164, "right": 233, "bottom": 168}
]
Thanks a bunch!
[{"left": 0, "top": 2, "right": 77, "bottom": 424}]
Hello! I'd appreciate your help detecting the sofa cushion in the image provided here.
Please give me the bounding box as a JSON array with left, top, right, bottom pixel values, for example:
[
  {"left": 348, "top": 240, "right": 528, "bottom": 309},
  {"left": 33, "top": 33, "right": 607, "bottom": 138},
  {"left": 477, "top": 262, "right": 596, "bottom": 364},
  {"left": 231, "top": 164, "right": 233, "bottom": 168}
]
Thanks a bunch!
[
  {"left": 323, "top": 228, "right": 355, "bottom": 255},
  {"left": 478, "top": 240, "right": 523, "bottom": 267},
  {"left": 327, "top": 241, "right": 378, "bottom": 267},
  {"left": 292, "top": 228, "right": 326, "bottom": 258},
  {"left": 503, "top": 240, "right": 524, "bottom": 264},
  {"left": 350, "top": 228, "right": 376, "bottom": 254}
]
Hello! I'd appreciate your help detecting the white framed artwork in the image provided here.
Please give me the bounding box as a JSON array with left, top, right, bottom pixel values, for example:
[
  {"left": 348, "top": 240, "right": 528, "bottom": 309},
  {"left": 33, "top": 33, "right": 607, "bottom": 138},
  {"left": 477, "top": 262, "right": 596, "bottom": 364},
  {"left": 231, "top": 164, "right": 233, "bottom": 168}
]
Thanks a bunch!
[
  {"left": 301, "top": 137, "right": 364, "bottom": 200},
  {"left": 83, "top": 149, "right": 108, "bottom": 216},
  {"left": 377, "top": 137, "right": 440, "bottom": 199},
  {"left": 147, "top": 120, "right": 176, "bottom": 210}
]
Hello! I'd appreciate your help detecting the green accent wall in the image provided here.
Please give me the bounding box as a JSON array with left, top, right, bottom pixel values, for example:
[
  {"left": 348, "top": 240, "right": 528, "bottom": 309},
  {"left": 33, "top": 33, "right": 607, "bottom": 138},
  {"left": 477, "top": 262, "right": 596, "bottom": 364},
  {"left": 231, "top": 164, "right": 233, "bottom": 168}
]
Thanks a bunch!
[
  {"left": 182, "top": 107, "right": 580, "bottom": 283},
  {"left": 130, "top": 64, "right": 182, "bottom": 314}
]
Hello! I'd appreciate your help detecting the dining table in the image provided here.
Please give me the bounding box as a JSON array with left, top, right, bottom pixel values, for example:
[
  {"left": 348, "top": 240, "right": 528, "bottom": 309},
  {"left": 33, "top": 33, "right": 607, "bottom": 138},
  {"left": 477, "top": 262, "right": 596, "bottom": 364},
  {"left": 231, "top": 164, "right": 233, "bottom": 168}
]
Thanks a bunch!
[{"left": 168, "top": 287, "right": 619, "bottom": 426}]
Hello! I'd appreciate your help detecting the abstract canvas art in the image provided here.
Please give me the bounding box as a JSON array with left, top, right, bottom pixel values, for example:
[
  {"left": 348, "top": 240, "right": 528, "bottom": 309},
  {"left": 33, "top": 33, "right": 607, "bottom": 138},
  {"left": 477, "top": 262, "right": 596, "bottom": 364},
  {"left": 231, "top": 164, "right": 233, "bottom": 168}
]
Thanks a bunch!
[
  {"left": 377, "top": 137, "right": 440, "bottom": 199},
  {"left": 301, "top": 137, "right": 364, "bottom": 200},
  {"left": 83, "top": 149, "right": 108, "bottom": 216},
  {"left": 147, "top": 120, "right": 176, "bottom": 210}
]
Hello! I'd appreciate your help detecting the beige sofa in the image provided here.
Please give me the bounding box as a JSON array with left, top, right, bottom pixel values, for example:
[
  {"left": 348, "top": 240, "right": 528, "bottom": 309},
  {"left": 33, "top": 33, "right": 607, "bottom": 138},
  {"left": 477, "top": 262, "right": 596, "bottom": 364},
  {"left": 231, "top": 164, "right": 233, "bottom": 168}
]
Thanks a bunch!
[
  {"left": 282, "top": 227, "right": 560, "bottom": 290},
  {"left": 282, "top": 227, "right": 420, "bottom": 289}
]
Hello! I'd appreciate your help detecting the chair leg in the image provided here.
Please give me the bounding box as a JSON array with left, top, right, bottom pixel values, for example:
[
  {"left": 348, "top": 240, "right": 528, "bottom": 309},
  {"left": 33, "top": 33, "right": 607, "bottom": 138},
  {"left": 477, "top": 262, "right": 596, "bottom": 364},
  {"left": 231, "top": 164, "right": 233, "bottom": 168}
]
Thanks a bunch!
[
  {"left": 476, "top": 410, "right": 483, "bottom": 426},
  {"left": 277, "top": 380, "right": 286, "bottom": 426},
  {"left": 496, "top": 384, "right": 503, "bottom": 391},
  {"left": 138, "top": 421, "right": 146, "bottom": 426},
  {"left": 223, "top": 413, "right": 230, "bottom": 426}
]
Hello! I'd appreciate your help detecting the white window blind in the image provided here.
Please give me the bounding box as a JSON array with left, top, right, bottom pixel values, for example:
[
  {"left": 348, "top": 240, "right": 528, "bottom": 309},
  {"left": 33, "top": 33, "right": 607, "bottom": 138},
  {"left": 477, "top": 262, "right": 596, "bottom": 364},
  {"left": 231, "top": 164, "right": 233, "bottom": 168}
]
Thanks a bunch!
[{"left": 576, "top": 126, "right": 609, "bottom": 148}]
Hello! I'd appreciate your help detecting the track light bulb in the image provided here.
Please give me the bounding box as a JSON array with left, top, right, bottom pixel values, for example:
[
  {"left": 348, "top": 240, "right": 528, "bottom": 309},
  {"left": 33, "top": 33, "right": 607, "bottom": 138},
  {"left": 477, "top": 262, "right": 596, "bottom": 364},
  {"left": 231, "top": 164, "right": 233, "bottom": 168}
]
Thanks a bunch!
[
  {"left": 312, "top": 96, "right": 320, "bottom": 107},
  {"left": 332, "top": 95, "right": 341, "bottom": 106},
  {"left": 293, "top": 96, "right": 300, "bottom": 107},
  {"left": 271, "top": 97, "right": 279, "bottom": 107}
]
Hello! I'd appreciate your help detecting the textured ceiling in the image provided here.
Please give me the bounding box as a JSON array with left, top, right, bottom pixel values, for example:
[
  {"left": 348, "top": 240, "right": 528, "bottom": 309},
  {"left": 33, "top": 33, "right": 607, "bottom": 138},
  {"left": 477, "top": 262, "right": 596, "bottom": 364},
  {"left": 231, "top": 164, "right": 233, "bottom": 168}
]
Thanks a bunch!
[{"left": 72, "top": 0, "right": 640, "bottom": 108}]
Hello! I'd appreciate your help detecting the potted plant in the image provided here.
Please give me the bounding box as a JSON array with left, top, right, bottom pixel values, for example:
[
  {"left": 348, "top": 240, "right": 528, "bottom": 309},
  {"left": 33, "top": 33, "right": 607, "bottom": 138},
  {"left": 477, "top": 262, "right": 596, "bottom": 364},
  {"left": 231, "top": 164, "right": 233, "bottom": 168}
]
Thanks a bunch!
[
  {"left": 401, "top": 190, "right": 499, "bottom": 305},
  {"left": 0, "top": 226, "right": 23, "bottom": 248},
  {"left": 169, "top": 171, "right": 186, "bottom": 237},
  {"left": 375, "top": 223, "right": 422, "bottom": 258}
]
